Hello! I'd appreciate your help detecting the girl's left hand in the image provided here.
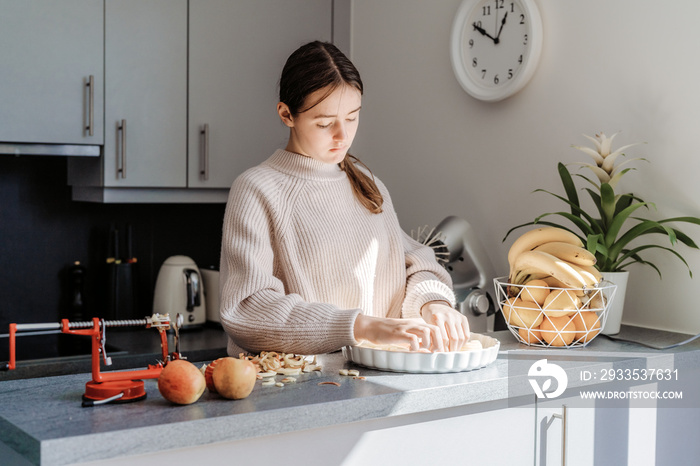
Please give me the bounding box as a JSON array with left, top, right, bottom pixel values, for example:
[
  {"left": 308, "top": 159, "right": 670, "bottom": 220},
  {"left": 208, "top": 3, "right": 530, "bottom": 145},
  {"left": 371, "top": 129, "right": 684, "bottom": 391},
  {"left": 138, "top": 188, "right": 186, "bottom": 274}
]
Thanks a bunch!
[{"left": 420, "top": 301, "right": 470, "bottom": 352}]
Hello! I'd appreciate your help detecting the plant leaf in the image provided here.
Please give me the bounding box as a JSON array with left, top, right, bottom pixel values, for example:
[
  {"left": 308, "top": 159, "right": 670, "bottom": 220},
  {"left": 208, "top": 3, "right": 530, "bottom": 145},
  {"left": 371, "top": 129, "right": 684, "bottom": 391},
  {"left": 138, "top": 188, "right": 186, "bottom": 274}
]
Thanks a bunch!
[
  {"left": 583, "top": 188, "right": 606, "bottom": 221},
  {"left": 605, "top": 201, "right": 650, "bottom": 248},
  {"left": 612, "top": 244, "right": 693, "bottom": 277},
  {"left": 573, "top": 173, "right": 601, "bottom": 189},
  {"left": 501, "top": 220, "right": 577, "bottom": 242},
  {"left": 607, "top": 220, "right": 674, "bottom": 261},
  {"left": 557, "top": 162, "right": 580, "bottom": 217},
  {"left": 641, "top": 225, "right": 699, "bottom": 249},
  {"left": 502, "top": 220, "right": 540, "bottom": 242},
  {"left": 586, "top": 233, "right": 603, "bottom": 254},
  {"left": 616, "top": 258, "right": 662, "bottom": 278},
  {"left": 586, "top": 233, "right": 613, "bottom": 270},
  {"left": 610, "top": 157, "right": 649, "bottom": 175},
  {"left": 596, "top": 241, "right": 610, "bottom": 256},
  {"left": 600, "top": 183, "right": 616, "bottom": 230},
  {"left": 582, "top": 133, "right": 603, "bottom": 152},
  {"left": 657, "top": 217, "right": 700, "bottom": 240},
  {"left": 608, "top": 167, "right": 636, "bottom": 189},
  {"left": 502, "top": 219, "right": 588, "bottom": 244},
  {"left": 535, "top": 212, "right": 595, "bottom": 237},
  {"left": 571, "top": 145, "right": 604, "bottom": 165},
  {"left": 569, "top": 162, "right": 611, "bottom": 183},
  {"left": 532, "top": 189, "right": 603, "bottom": 234},
  {"left": 613, "top": 193, "right": 634, "bottom": 217}
]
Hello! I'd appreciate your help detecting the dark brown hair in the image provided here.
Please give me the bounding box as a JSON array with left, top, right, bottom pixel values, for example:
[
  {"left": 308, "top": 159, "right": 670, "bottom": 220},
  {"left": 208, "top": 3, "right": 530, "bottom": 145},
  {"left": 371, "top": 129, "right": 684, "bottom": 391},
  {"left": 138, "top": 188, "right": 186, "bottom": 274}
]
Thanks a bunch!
[{"left": 279, "top": 41, "right": 383, "bottom": 214}]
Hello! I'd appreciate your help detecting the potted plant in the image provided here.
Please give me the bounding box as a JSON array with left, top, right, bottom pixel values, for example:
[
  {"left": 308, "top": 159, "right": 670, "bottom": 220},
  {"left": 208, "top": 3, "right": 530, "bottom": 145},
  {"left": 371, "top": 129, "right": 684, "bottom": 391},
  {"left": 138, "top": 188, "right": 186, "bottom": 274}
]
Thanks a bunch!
[{"left": 503, "top": 132, "right": 700, "bottom": 334}]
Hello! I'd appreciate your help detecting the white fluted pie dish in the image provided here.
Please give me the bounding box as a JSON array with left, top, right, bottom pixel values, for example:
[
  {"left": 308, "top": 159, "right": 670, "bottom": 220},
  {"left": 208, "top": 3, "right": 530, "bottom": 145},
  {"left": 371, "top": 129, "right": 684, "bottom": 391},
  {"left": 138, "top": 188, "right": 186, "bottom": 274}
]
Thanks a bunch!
[{"left": 342, "top": 333, "right": 500, "bottom": 374}]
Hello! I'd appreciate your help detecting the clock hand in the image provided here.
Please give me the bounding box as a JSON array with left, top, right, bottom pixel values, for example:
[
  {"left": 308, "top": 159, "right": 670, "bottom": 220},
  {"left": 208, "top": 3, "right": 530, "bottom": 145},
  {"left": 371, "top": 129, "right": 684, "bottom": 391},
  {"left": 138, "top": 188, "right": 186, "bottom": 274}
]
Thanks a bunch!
[
  {"left": 495, "top": 11, "right": 508, "bottom": 44},
  {"left": 472, "top": 22, "right": 497, "bottom": 43},
  {"left": 494, "top": 0, "right": 499, "bottom": 41}
]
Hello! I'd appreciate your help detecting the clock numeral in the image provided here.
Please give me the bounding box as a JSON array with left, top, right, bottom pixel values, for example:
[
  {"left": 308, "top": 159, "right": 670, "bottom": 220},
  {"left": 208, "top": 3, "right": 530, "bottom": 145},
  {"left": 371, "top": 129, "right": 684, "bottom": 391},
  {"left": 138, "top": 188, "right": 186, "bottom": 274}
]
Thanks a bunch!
[
  {"left": 520, "top": 14, "right": 525, "bottom": 24},
  {"left": 469, "top": 39, "right": 474, "bottom": 48},
  {"left": 472, "top": 57, "right": 478, "bottom": 67},
  {"left": 481, "top": 69, "right": 487, "bottom": 79},
  {"left": 494, "top": 74, "right": 499, "bottom": 85},
  {"left": 508, "top": 69, "right": 514, "bottom": 79},
  {"left": 523, "top": 34, "right": 528, "bottom": 45},
  {"left": 483, "top": 2, "right": 506, "bottom": 17},
  {"left": 518, "top": 54, "right": 523, "bottom": 64},
  {"left": 510, "top": 2, "right": 515, "bottom": 12}
]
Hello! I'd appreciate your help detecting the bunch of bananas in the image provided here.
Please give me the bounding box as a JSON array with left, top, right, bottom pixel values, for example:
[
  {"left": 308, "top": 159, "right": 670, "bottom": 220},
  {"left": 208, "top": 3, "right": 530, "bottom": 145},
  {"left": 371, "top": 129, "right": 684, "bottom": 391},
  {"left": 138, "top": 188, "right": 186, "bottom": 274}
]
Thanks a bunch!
[
  {"left": 507, "top": 226, "right": 602, "bottom": 288},
  {"left": 502, "top": 227, "right": 608, "bottom": 347}
]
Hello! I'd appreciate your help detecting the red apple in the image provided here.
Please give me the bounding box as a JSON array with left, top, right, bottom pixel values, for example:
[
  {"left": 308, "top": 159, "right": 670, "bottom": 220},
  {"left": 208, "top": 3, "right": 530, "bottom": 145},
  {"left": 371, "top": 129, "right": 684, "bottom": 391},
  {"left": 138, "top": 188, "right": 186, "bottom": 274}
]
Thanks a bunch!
[
  {"left": 211, "top": 357, "right": 257, "bottom": 399},
  {"left": 204, "top": 358, "right": 224, "bottom": 393},
  {"left": 158, "top": 359, "right": 206, "bottom": 405}
]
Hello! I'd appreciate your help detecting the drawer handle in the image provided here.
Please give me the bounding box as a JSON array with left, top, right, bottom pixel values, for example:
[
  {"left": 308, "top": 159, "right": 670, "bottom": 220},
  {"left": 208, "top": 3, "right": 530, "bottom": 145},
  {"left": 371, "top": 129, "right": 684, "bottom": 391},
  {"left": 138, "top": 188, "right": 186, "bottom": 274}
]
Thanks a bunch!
[
  {"left": 117, "top": 119, "right": 126, "bottom": 179},
  {"left": 85, "top": 75, "right": 94, "bottom": 137},
  {"left": 552, "top": 404, "right": 568, "bottom": 465},
  {"left": 200, "top": 123, "right": 209, "bottom": 181}
]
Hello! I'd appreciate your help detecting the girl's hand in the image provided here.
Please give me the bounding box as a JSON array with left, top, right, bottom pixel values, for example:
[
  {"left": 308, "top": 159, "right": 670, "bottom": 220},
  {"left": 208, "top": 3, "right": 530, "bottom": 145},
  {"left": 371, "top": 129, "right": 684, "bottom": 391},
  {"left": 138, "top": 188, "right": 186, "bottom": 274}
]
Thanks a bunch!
[
  {"left": 420, "top": 301, "right": 470, "bottom": 352},
  {"left": 353, "top": 314, "right": 446, "bottom": 352}
]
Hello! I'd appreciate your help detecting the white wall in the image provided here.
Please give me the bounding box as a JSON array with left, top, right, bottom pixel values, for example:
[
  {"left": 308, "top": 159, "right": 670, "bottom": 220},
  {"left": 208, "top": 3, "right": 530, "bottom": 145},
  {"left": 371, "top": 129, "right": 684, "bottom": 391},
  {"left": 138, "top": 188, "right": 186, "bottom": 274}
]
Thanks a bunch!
[{"left": 350, "top": 0, "right": 700, "bottom": 333}]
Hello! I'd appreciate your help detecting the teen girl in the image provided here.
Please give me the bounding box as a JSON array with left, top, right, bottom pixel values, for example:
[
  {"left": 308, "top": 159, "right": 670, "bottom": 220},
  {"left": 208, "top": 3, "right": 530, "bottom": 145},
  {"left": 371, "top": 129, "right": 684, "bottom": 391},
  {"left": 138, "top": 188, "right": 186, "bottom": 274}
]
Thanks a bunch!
[{"left": 219, "top": 41, "right": 470, "bottom": 356}]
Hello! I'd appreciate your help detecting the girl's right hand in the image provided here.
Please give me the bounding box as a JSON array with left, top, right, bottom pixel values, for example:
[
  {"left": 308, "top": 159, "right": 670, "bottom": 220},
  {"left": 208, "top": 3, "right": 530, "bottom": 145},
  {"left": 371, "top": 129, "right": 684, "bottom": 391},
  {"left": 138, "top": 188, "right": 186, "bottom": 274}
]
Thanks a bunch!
[{"left": 353, "top": 314, "right": 446, "bottom": 352}]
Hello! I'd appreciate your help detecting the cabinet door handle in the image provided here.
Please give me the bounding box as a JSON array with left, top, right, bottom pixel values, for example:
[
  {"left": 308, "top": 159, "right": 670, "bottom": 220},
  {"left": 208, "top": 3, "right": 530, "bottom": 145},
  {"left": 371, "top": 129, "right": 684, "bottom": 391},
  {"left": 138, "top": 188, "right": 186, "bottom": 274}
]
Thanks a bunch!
[
  {"left": 85, "top": 75, "right": 94, "bottom": 137},
  {"left": 200, "top": 123, "right": 209, "bottom": 181},
  {"left": 552, "top": 404, "right": 568, "bottom": 465},
  {"left": 117, "top": 119, "right": 127, "bottom": 179}
]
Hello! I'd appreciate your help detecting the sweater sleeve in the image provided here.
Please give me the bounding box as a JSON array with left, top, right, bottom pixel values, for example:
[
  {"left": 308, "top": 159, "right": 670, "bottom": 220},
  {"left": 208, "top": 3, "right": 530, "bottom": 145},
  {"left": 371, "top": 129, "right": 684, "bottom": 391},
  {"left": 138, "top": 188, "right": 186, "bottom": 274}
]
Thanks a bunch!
[
  {"left": 400, "top": 230, "right": 457, "bottom": 318},
  {"left": 219, "top": 172, "right": 360, "bottom": 355}
]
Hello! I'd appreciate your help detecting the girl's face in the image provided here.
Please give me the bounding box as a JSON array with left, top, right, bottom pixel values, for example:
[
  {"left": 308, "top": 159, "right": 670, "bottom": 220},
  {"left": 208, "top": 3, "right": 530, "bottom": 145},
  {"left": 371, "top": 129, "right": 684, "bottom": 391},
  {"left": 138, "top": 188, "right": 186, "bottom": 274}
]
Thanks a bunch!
[{"left": 278, "top": 84, "right": 362, "bottom": 164}]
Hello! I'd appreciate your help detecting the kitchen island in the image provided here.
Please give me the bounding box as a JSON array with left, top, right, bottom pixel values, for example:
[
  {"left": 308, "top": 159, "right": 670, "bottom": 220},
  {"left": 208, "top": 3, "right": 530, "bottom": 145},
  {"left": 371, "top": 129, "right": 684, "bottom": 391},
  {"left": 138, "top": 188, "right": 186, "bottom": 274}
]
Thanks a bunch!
[{"left": 2, "top": 326, "right": 699, "bottom": 465}]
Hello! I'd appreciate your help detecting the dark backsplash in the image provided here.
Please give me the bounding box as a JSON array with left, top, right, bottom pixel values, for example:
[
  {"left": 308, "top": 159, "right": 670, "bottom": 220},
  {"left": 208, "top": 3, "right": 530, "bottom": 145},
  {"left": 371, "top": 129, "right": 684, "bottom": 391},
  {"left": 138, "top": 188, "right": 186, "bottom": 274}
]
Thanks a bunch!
[{"left": 0, "top": 155, "right": 226, "bottom": 344}]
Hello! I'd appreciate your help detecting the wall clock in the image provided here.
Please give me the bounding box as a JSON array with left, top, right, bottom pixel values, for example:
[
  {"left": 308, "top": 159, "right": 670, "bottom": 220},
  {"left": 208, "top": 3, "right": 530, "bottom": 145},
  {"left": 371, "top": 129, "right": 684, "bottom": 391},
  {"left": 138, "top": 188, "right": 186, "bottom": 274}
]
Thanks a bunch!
[{"left": 450, "top": 0, "right": 543, "bottom": 102}]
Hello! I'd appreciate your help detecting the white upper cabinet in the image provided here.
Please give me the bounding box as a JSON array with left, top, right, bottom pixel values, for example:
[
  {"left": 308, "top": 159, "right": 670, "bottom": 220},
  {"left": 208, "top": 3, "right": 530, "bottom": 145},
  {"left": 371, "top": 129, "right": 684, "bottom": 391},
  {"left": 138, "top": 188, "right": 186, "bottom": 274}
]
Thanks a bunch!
[
  {"left": 0, "top": 0, "right": 104, "bottom": 145},
  {"left": 103, "top": 0, "right": 188, "bottom": 187},
  {"left": 6, "top": 0, "right": 341, "bottom": 201},
  {"left": 188, "top": 0, "right": 333, "bottom": 189}
]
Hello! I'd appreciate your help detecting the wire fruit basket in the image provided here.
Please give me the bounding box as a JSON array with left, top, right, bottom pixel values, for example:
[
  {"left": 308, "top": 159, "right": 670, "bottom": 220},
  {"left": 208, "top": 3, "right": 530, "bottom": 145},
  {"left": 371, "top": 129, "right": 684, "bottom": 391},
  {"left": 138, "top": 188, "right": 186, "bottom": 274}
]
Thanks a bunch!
[{"left": 494, "top": 277, "right": 617, "bottom": 348}]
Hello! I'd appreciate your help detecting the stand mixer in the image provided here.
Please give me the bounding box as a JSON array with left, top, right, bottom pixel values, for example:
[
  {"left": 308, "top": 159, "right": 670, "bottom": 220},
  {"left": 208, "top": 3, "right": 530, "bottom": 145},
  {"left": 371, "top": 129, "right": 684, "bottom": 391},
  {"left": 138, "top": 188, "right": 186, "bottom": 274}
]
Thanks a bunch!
[{"left": 412, "top": 216, "right": 498, "bottom": 332}]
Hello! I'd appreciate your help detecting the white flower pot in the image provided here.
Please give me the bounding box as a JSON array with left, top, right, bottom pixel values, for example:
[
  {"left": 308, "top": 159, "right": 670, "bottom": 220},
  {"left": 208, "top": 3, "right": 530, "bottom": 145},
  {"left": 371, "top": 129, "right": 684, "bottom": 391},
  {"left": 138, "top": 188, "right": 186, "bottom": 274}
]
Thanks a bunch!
[{"left": 601, "top": 271, "right": 629, "bottom": 335}]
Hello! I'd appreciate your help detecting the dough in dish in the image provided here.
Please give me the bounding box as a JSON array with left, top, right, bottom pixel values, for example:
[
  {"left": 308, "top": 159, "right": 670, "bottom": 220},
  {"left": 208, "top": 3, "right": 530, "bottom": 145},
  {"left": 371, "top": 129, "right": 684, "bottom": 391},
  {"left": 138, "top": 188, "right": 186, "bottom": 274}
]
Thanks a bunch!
[
  {"left": 357, "top": 339, "right": 483, "bottom": 353},
  {"left": 343, "top": 333, "right": 500, "bottom": 374}
]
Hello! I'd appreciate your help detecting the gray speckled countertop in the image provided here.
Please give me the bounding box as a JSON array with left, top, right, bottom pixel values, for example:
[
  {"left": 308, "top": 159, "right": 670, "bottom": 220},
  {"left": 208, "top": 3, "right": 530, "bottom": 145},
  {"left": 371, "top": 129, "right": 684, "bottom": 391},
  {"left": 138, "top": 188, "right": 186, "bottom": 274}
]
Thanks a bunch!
[{"left": 2, "top": 326, "right": 700, "bottom": 465}]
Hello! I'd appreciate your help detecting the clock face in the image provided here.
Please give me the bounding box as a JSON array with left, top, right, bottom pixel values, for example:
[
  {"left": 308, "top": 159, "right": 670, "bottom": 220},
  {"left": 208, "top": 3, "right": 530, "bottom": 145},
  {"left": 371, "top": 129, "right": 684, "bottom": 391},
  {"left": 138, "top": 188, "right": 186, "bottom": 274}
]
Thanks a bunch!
[{"left": 451, "top": 0, "right": 543, "bottom": 101}]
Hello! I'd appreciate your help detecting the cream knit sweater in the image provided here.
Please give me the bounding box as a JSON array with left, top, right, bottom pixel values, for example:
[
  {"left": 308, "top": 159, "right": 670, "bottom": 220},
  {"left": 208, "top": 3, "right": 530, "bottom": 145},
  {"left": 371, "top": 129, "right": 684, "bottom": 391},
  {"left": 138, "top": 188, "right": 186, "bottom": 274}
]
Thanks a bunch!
[{"left": 219, "top": 149, "right": 455, "bottom": 355}]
